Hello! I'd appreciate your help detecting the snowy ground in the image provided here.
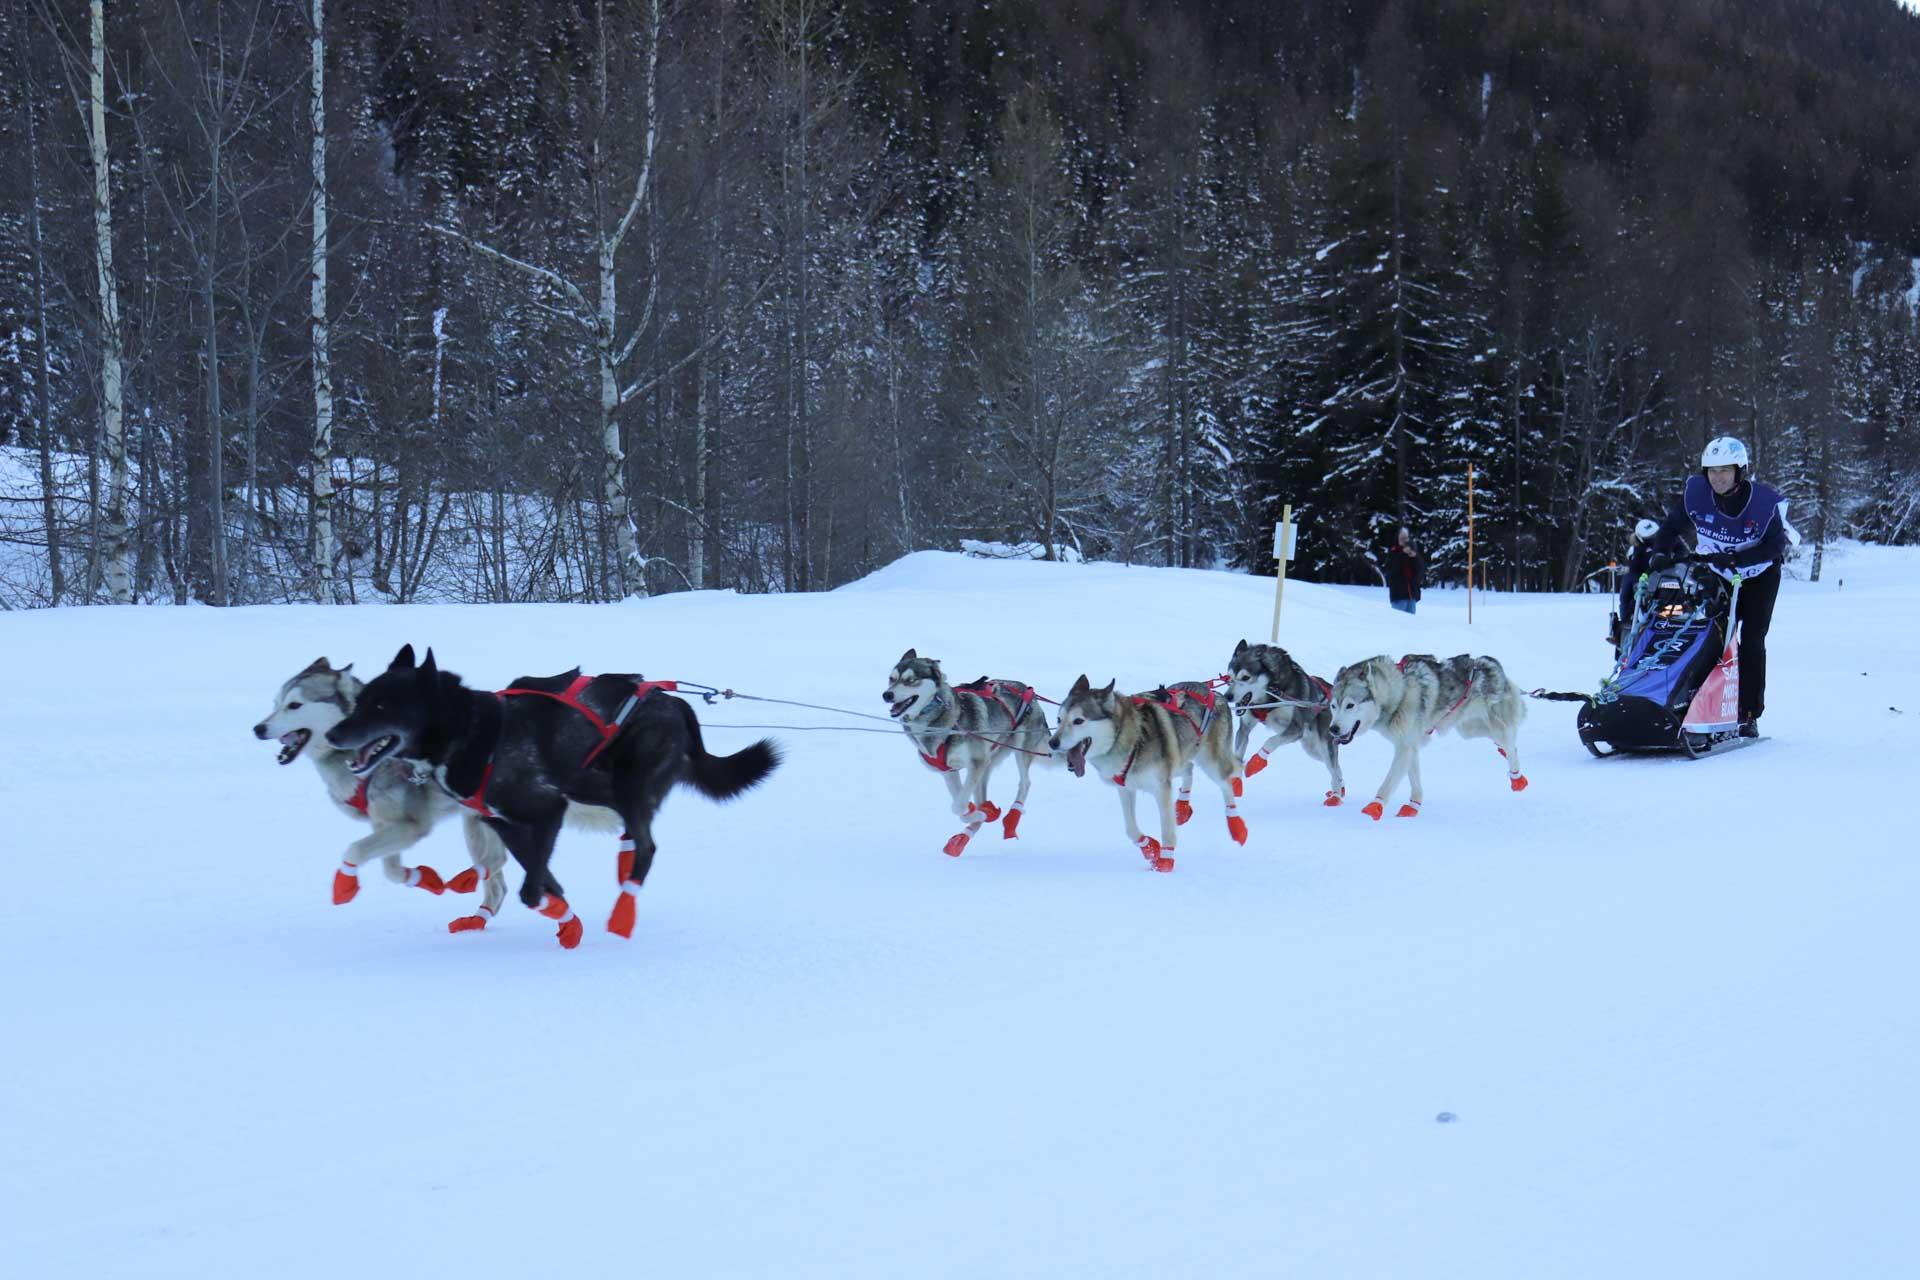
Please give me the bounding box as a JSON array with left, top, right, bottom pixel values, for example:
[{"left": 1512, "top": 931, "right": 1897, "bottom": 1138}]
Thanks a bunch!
[{"left": 4, "top": 546, "right": 1916, "bottom": 1278}]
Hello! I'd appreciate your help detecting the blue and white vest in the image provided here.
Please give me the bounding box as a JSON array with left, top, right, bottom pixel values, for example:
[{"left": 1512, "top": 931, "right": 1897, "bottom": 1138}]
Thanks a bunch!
[{"left": 1684, "top": 474, "right": 1783, "bottom": 580}]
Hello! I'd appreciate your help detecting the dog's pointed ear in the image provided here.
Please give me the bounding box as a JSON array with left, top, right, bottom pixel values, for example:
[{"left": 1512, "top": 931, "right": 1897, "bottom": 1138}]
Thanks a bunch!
[
  {"left": 1233, "top": 639, "right": 1248, "bottom": 659},
  {"left": 339, "top": 662, "right": 354, "bottom": 676},
  {"left": 1100, "top": 678, "right": 1116, "bottom": 697},
  {"left": 1070, "top": 674, "right": 1090, "bottom": 696},
  {"left": 420, "top": 648, "right": 439, "bottom": 679},
  {"left": 899, "top": 647, "right": 917, "bottom": 666},
  {"left": 301, "top": 656, "right": 332, "bottom": 676},
  {"left": 389, "top": 644, "right": 416, "bottom": 672}
]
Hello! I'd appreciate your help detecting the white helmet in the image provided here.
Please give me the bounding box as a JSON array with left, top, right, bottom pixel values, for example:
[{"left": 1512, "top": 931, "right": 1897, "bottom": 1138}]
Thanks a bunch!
[
  {"left": 1701, "top": 436, "right": 1749, "bottom": 469},
  {"left": 1634, "top": 518, "right": 1661, "bottom": 541}
]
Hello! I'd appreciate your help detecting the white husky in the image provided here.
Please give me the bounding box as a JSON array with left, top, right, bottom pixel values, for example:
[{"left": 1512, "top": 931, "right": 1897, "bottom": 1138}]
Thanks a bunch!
[
  {"left": 1326, "top": 654, "right": 1529, "bottom": 821},
  {"left": 254, "top": 657, "right": 511, "bottom": 928}
]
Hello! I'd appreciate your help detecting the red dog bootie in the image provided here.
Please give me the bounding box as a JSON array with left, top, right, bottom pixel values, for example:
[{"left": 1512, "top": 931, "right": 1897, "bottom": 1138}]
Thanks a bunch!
[
  {"left": 406, "top": 865, "right": 446, "bottom": 895},
  {"left": 606, "top": 883, "right": 641, "bottom": 939},
  {"left": 448, "top": 905, "right": 495, "bottom": 933},
  {"left": 332, "top": 861, "right": 361, "bottom": 905},
  {"left": 537, "top": 895, "right": 583, "bottom": 949}
]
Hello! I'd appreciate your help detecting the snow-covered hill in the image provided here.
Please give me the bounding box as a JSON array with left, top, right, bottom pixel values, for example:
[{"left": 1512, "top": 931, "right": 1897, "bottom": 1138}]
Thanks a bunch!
[{"left": 4, "top": 547, "right": 1915, "bottom": 1277}]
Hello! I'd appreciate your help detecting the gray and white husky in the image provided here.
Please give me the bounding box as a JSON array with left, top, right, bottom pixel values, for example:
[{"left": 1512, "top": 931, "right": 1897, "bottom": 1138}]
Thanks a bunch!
[
  {"left": 1225, "top": 639, "right": 1346, "bottom": 805},
  {"left": 884, "top": 649, "right": 1052, "bottom": 856},
  {"left": 254, "top": 657, "right": 508, "bottom": 925},
  {"left": 1326, "top": 654, "right": 1529, "bottom": 821},
  {"left": 1049, "top": 676, "right": 1247, "bottom": 872}
]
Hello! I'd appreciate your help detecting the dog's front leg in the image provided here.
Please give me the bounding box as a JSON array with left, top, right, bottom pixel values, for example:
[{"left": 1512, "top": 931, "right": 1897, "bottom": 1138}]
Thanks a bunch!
[
  {"left": 1117, "top": 785, "right": 1154, "bottom": 865},
  {"left": 941, "top": 768, "right": 971, "bottom": 819},
  {"left": 1363, "top": 743, "right": 1415, "bottom": 821},
  {"left": 1304, "top": 730, "right": 1346, "bottom": 807},
  {"left": 334, "top": 818, "right": 445, "bottom": 905},
  {"left": 940, "top": 765, "right": 989, "bottom": 858},
  {"left": 1397, "top": 750, "right": 1424, "bottom": 818},
  {"left": 498, "top": 816, "right": 581, "bottom": 949},
  {"left": 1147, "top": 779, "right": 1177, "bottom": 872},
  {"left": 970, "top": 755, "right": 1004, "bottom": 825}
]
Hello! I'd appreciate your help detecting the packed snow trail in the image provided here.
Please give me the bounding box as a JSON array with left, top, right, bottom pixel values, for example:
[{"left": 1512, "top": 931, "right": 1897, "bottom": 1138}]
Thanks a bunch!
[{"left": 3, "top": 545, "right": 1915, "bottom": 1278}]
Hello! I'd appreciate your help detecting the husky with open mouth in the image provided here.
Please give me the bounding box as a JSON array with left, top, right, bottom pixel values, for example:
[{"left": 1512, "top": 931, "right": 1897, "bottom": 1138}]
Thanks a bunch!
[
  {"left": 1224, "top": 639, "right": 1347, "bottom": 806},
  {"left": 1325, "top": 653, "right": 1529, "bottom": 821},
  {"left": 883, "top": 649, "right": 1052, "bottom": 856},
  {"left": 254, "top": 657, "right": 510, "bottom": 923},
  {"left": 1049, "top": 676, "right": 1247, "bottom": 872},
  {"left": 326, "top": 645, "right": 779, "bottom": 948}
]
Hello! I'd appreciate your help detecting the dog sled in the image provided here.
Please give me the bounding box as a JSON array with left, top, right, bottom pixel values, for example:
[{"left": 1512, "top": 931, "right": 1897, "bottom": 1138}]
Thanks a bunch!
[{"left": 1577, "top": 558, "right": 1756, "bottom": 759}]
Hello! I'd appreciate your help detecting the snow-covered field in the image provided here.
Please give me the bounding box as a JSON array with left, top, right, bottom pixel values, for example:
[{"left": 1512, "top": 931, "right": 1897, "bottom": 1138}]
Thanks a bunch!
[{"left": 5, "top": 546, "right": 1916, "bottom": 1278}]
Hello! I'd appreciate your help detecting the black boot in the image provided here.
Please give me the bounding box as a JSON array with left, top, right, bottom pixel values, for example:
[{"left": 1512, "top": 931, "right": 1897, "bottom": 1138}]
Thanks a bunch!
[{"left": 1738, "top": 715, "right": 1760, "bottom": 739}]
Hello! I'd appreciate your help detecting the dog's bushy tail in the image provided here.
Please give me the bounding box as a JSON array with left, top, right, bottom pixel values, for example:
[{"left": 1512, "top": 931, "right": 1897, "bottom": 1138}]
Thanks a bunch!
[{"left": 678, "top": 699, "right": 780, "bottom": 801}]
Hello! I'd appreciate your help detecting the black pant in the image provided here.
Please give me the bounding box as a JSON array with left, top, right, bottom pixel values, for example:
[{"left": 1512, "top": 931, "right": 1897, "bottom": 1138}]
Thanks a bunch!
[{"left": 1734, "top": 563, "right": 1781, "bottom": 721}]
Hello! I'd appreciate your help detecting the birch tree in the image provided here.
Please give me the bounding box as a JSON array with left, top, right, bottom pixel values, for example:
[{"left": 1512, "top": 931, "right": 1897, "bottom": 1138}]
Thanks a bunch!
[
  {"left": 432, "top": 0, "right": 664, "bottom": 599},
  {"left": 308, "top": 0, "right": 338, "bottom": 602},
  {"left": 84, "top": 0, "right": 132, "bottom": 603}
]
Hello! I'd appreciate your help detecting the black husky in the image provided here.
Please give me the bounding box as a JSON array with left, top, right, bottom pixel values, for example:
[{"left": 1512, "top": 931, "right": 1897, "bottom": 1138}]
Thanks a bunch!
[{"left": 326, "top": 645, "right": 779, "bottom": 947}]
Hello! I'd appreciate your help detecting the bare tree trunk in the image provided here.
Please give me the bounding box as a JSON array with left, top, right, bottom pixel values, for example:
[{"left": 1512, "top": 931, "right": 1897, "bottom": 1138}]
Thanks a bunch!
[
  {"left": 309, "top": 0, "right": 339, "bottom": 603},
  {"left": 204, "top": 130, "right": 228, "bottom": 605},
  {"left": 87, "top": 0, "right": 131, "bottom": 603},
  {"left": 592, "top": 0, "right": 657, "bottom": 598},
  {"left": 887, "top": 312, "right": 912, "bottom": 551},
  {"left": 23, "top": 69, "right": 64, "bottom": 604},
  {"left": 689, "top": 5, "right": 729, "bottom": 591}
]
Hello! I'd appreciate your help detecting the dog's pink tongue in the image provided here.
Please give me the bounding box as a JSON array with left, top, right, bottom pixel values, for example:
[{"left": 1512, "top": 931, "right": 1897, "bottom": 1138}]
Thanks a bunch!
[
  {"left": 1066, "top": 742, "right": 1088, "bottom": 778},
  {"left": 353, "top": 740, "right": 383, "bottom": 771}
]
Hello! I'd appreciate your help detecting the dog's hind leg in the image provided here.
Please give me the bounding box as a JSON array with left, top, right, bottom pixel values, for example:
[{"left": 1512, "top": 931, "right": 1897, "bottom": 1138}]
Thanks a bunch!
[
  {"left": 1301, "top": 730, "right": 1346, "bottom": 807},
  {"left": 1497, "top": 717, "right": 1528, "bottom": 792},
  {"left": 1363, "top": 744, "right": 1416, "bottom": 821},
  {"left": 1167, "top": 759, "right": 1198, "bottom": 832},
  {"left": 1003, "top": 751, "right": 1033, "bottom": 840},
  {"left": 447, "top": 817, "right": 510, "bottom": 933},
  {"left": 606, "top": 763, "right": 674, "bottom": 939},
  {"left": 1196, "top": 745, "right": 1248, "bottom": 846}
]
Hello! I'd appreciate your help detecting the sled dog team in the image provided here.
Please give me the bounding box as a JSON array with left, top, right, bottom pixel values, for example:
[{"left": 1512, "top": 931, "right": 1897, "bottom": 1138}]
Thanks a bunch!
[
  {"left": 256, "top": 639, "right": 1526, "bottom": 946},
  {"left": 890, "top": 641, "right": 1526, "bottom": 872}
]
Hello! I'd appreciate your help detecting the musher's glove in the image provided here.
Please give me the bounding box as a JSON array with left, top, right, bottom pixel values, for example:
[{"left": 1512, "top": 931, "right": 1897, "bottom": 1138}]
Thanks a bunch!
[{"left": 1700, "top": 551, "right": 1738, "bottom": 570}]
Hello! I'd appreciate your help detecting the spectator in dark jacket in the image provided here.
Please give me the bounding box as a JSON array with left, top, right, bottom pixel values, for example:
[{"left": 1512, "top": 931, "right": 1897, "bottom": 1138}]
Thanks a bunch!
[{"left": 1384, "top": 528, "right": 1422, "bottom": 615}]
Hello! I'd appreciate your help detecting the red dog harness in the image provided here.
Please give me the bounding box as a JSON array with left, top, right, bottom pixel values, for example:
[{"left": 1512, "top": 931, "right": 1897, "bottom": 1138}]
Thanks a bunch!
[
  {"left": 916, "top": 681, "right": 1038, "bottom": 773},
  {"left": 459, "top": 674, "right": 675, "bottom": 819}
]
